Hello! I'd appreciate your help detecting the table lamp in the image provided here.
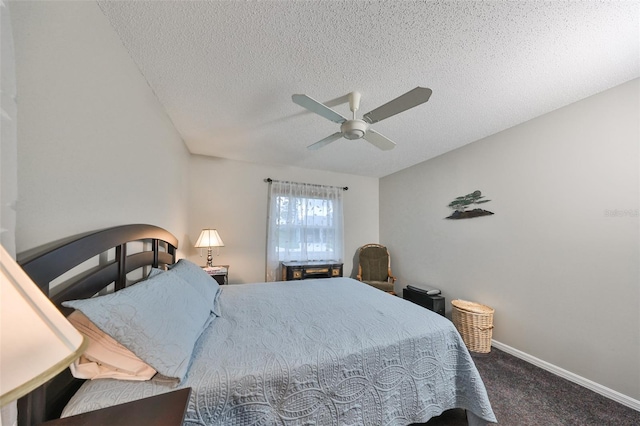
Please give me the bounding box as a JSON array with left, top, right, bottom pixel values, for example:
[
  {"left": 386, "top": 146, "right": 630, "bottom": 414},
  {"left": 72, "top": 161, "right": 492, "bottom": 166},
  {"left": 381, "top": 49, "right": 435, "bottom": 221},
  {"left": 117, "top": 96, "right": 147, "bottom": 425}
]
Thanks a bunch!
[
  {"left": 0, "top": 244, "right": 87, "bottom": 406},
  {"left": 194, "top": 229, "right": 224, "bottom": 268}
]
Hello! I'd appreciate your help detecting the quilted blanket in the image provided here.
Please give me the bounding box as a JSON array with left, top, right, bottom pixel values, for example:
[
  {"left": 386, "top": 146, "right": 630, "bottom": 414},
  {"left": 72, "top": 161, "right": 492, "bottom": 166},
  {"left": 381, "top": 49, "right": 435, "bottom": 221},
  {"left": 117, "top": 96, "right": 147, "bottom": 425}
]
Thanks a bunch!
[{"left": 62, "top": 278, "right": 496, "bottom": 425}]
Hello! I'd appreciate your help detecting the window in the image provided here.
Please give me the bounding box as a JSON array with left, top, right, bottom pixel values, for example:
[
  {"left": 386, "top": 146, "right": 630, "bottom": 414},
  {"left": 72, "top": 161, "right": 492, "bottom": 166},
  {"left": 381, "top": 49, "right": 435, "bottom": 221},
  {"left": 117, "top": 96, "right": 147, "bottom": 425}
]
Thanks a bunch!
[{"left": 266, "top": 180, "right": 344, "bottom": 281}]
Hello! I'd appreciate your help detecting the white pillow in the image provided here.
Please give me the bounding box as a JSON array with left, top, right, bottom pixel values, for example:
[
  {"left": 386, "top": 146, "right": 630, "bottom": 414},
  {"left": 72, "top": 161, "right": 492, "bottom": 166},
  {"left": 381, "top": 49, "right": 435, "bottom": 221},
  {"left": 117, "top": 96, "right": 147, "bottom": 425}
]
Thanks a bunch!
[{"left": 68, "top": 311, "right": 156, "bottom": 381}]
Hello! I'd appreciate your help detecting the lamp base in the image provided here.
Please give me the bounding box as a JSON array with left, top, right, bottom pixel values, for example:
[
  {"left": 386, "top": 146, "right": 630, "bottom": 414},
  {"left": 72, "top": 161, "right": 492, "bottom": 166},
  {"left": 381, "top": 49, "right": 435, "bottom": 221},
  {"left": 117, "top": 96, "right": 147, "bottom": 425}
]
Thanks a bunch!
[{"left": 206, "top": 248, "right": 213, "bottom": 268}]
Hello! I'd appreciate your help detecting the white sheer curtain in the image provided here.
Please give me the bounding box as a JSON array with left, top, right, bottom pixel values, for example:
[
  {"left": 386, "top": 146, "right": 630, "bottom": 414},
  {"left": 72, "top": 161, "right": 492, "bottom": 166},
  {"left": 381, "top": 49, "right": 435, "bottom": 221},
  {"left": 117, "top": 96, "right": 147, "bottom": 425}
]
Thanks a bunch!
[{"left": 266, "top": 180, "right": 344, "bottom": 281}]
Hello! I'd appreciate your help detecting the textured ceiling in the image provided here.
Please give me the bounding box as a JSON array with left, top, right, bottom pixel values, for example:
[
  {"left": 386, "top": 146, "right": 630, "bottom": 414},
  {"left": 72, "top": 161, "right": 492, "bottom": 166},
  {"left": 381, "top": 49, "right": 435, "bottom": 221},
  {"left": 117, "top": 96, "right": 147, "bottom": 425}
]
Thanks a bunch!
[{"left": 97, "top": 1, "right": 639, "bottom": 178}]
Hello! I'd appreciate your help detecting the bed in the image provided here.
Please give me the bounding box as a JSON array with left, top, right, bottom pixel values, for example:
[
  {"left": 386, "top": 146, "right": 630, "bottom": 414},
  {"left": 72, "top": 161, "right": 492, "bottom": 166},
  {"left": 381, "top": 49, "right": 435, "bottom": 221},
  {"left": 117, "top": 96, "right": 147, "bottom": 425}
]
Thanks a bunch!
[{"left": 17, "top": 224, "right": 496, "bottom": 426}]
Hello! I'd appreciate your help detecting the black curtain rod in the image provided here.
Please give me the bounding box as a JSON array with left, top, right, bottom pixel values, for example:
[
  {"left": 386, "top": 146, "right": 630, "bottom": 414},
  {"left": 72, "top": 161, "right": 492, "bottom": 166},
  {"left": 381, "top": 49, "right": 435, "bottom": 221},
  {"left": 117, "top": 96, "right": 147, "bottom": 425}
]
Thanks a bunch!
[{"left": 264, "top": 178, "right": 348, "bottom": 191}]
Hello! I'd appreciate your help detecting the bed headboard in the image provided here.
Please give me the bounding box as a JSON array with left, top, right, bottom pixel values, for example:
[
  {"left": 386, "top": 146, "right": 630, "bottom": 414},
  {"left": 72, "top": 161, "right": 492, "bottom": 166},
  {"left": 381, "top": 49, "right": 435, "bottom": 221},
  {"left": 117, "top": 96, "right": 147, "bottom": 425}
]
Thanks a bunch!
[{"left": 16, "top": 224, "right": 178, "bottom": 426}]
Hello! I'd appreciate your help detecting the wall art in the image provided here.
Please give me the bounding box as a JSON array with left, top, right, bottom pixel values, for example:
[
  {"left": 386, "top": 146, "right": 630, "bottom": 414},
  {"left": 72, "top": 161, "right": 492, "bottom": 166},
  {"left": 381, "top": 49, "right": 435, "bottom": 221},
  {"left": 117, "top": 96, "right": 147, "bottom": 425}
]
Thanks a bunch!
[{"left": 446, "top": 190, "right": 494, "bottom": 219}]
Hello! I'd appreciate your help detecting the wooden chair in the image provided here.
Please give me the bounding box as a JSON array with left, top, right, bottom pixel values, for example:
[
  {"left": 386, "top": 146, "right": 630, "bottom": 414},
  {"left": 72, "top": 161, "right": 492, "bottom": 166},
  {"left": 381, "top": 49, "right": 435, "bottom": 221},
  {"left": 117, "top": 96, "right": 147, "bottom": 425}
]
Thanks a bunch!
[{"left": 356, "top": 244, "right": 396, "bottom": 293}]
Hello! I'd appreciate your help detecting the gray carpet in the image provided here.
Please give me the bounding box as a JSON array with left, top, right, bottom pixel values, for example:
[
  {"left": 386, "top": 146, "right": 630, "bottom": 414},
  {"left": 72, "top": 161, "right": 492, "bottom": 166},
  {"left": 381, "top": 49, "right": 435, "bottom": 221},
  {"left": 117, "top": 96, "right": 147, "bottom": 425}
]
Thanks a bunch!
[{"left": 418, "top": 347, "right": 640, "bottom": 425}]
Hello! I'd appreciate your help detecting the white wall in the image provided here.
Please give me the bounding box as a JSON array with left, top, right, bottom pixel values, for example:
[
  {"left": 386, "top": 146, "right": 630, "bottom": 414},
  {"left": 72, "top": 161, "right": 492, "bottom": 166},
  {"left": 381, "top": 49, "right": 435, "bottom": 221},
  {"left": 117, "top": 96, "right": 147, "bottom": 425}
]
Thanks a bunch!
[
  {"left": 1, "top": 4, "right": 19, "bottom": 425},
  {"left": 8, "top": 0, "right": 378, "bottom": 277},
  {"left": 380, "top": 79, "right": 640, "bottom": 400},
  {"left": 1, "top": 2, "right": 17, "bottom": 258},
  {"left": 10, "top": 1, "right": 191, "bottom": 253},
  {"left": 187, "top": 156, "right": 379, "bottom": 283}
]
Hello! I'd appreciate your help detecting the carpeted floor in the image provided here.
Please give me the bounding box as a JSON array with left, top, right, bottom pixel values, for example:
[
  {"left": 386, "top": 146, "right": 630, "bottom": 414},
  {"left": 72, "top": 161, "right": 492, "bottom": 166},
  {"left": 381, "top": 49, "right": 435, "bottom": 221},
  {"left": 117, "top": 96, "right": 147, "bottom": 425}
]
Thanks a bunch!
[{"left": 418, "top": 347, "right": 640, "bottom": 425}]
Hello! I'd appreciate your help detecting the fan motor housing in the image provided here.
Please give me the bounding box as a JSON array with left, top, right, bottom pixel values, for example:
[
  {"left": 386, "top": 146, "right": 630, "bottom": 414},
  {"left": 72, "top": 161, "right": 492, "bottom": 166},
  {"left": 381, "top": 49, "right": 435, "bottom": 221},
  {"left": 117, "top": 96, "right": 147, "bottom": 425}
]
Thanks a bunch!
[{"left": 341, "top": 119, "right": 368, "bottom": 140}]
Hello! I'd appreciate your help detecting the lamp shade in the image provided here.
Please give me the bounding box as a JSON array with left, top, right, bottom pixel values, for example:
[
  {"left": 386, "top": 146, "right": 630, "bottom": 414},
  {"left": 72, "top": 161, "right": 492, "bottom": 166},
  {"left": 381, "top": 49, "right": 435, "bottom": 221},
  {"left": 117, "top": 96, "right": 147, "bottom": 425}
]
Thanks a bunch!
[
  {"left": 0, "top": 244, "right": 87, "bottom": 405},
  {"left": 194, "top": 229, "right": 224, "bottom": 248}
]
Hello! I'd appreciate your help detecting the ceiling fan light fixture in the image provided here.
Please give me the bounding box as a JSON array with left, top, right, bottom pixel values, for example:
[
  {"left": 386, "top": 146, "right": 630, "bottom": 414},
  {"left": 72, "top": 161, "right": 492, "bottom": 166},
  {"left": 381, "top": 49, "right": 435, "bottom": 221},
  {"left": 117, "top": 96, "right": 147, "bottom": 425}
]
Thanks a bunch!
[
  {"left": 340, "top": 119, "right": 368, "bottom": 140},
  {"left": 345, "top": 130, "right": 364, "bottom": 140},
  {"left": 293, "top": 87, "right": 432, "bottom": 150}
]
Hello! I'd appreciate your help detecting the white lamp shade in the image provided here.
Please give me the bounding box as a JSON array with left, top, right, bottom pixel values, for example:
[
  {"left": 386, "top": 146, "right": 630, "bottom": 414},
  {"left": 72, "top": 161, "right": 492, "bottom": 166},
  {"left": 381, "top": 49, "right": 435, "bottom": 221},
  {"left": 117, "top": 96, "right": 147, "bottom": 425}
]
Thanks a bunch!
[
  {"left": 0, "top": 244, "right": 87, "bottom": 405},
  {"left": 194, "top": 229, "right": 224, "bottom": 248}
]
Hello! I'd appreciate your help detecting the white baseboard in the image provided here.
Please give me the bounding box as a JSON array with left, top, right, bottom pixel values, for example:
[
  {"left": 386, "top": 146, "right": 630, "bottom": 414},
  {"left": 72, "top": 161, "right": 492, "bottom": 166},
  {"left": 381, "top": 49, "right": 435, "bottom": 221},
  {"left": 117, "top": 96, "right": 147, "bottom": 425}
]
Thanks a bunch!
[{"left": 491, "top": 340, "right": 640, "bottom": 412}]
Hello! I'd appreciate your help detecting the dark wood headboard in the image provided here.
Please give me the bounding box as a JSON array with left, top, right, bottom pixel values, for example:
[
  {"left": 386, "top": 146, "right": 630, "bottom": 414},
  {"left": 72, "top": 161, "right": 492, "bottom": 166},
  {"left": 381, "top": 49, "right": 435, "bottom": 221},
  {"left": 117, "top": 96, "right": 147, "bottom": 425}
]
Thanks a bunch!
[{"left": 16, "top": 224, "right": 178, "bottom": 426}]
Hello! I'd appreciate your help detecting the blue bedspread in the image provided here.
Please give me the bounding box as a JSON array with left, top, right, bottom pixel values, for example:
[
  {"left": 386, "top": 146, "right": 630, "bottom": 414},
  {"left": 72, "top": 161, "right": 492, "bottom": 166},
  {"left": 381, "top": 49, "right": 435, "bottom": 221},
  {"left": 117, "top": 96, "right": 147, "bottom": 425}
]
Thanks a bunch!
[{"left": 62, "top": 278, "right": 496, "bottom": 425}]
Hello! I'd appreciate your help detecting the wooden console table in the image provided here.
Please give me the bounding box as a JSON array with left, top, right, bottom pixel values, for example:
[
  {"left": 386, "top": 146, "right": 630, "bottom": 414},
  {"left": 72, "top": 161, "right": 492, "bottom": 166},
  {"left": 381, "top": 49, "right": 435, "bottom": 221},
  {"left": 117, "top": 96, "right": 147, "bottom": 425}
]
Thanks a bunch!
[{"left": 281, "top": 261, "right": 343, "bottom": 281}]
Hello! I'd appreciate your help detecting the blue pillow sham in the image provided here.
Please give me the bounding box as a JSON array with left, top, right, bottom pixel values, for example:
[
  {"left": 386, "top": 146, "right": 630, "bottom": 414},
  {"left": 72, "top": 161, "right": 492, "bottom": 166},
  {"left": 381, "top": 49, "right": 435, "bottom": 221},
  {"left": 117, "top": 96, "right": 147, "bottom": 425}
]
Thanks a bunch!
[
  {"left": 63, "top": 269, "right": 212, "bottom": 382},
  {"left": 167, "top": 259, "right": 221, "bottom": 317}
]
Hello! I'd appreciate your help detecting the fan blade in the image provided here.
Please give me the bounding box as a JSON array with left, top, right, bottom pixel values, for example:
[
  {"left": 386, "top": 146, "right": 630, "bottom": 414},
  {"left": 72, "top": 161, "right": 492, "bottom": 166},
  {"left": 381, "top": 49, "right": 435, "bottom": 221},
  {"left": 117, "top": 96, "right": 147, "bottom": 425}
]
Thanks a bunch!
[
  {"left": 292, "top": 94, "right": 348, "bottom": 124},
  {"left": 307, "top": 132, "right": 344, "bottom": 150},
  {"left": 362, "top": 87, "right": 432, "bottom": 124},
  {"left": 363, "top": 129, "right": 396, "bottom": 151}
]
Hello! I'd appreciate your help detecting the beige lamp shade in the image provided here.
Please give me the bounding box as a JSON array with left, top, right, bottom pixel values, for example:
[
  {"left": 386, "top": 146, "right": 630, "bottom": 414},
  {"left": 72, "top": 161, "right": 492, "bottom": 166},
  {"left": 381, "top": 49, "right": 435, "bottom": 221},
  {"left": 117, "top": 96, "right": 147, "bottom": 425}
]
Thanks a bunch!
[
  {"left": 194, "top": 229, "right": 224, "bottom": 268},
  {"left": 194, "top": 229, "right": 224, "bottom": 248},
  {"left": 0, "top": 244, "right": 87, "bottom": 406}
]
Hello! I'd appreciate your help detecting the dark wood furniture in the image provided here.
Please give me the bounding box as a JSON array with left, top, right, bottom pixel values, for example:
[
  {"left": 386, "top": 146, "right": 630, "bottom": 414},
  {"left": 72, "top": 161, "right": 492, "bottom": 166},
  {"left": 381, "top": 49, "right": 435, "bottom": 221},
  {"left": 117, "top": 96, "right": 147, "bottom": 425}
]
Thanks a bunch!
[
  {"left": 17, "top": 224, "right": 179, "bottom": 426},
  {"left": 403, "top": 286, "right": 446, "bottom": 316},
  {"left": 203, "top": 264, "right": 228, "bottom": 285},
  {"left": 281, "top": 261, "right": 343, "bottom": 281},
  {"left": 39, "top": 388, "right": 191, "bottom": 426}
]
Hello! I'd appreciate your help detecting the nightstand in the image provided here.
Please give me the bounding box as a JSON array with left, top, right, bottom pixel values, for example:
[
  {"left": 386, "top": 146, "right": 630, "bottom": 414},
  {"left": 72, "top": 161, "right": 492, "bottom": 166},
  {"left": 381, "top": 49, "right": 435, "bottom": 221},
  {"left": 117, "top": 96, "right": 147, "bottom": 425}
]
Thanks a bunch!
[
  {"left": 203, "top": 264, "right": 229, "bottom": 285},
  {"left": 403, "top": 286, "right": 445, "bottom": 316},
  {"left": 40, "top": 387, "right": 191, "bottom": 426}
]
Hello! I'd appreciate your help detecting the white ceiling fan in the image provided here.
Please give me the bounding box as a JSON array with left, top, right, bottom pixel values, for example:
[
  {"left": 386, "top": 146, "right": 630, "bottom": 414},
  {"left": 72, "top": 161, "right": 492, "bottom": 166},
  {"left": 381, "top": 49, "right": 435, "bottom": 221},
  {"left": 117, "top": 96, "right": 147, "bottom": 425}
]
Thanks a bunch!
[{"left": 292, "top": 87, "right": 432, "bottom": 151}]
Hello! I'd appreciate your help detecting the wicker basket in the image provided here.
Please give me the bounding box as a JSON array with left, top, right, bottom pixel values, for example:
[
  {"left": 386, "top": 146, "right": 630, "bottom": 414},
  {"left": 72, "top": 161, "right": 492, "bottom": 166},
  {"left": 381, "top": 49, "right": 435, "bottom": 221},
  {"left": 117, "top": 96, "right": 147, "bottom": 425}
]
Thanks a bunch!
[{"left": 451, "top": 299, "right": 495, "bottom": 353}]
